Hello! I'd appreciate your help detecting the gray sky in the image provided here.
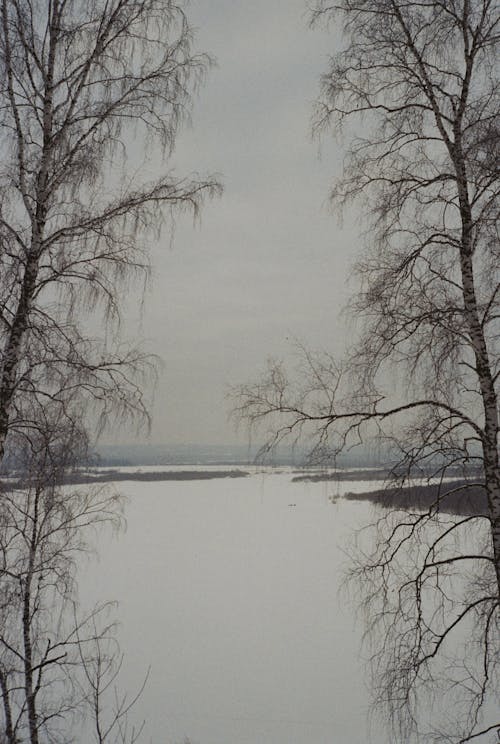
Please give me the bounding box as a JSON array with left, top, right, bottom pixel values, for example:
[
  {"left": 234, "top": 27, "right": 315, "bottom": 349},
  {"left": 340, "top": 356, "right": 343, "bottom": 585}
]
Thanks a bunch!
[{"left": 120, "top": 0, "right": 357, "bottom": 446}]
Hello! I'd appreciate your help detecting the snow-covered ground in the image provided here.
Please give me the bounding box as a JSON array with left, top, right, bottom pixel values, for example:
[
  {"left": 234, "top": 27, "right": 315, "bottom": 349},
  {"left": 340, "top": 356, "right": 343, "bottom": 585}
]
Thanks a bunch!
[{"left": 78, "top": 471, "right": 388, "bottom": 744}]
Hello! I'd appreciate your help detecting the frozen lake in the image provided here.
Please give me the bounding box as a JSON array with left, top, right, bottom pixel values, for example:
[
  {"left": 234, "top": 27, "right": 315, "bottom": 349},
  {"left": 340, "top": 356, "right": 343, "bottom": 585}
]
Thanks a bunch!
[{"left": 79, "top": 469, "right": 387, "bottom": 744}]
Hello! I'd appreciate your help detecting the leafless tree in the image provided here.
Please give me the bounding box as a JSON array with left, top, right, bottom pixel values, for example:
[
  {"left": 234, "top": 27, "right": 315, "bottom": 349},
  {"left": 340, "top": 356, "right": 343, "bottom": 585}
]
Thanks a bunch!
[
  {"left": 0, "top": 1, "right": 220, "bottom": 740},
  {"left": 0, "top": 408, "right": 147, "bottom": 743},
  {"left": 0, "top": 0, "right": 221, "bottom": 463},
  {"left": 233, "top": 1, "right": 499, "bottom": 741}
]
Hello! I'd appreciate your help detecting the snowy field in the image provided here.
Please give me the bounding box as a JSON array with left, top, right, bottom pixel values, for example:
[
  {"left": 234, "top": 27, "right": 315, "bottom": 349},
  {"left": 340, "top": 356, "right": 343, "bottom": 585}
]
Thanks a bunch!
[{"left": 78, "top": 470, "right": 388, "bottom": 744}]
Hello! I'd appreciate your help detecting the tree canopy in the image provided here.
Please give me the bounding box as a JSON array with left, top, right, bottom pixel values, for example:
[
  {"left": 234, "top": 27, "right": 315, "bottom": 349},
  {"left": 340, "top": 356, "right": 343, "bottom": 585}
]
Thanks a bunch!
[{"left": 234, "top": 1, "right": 499, "bottom": 741}]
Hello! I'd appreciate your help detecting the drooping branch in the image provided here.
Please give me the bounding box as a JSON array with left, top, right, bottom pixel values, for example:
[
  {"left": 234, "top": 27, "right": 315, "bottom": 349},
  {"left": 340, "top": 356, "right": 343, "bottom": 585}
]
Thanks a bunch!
[
  {"left": 0, "top": 0, "right": 222, "bottom": 461},
  {"left": 234, "top": 2, "right": 499, "bottom": 741}
]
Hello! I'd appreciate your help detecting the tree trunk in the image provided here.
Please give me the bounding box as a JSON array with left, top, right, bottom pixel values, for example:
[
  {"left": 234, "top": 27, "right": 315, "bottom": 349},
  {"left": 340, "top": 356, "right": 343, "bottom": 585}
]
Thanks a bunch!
[
  {"left": 0, "top": 666, "right": 15, "bottom": 744},
  {"left": 22, "top": 492, "right": 40, "bottom": 744},
  {"left": 0, "top": 255, "right": 40, "bottom": 463},
  {"left": 453, "top": 138, "right": 500, "bottom": 596}
]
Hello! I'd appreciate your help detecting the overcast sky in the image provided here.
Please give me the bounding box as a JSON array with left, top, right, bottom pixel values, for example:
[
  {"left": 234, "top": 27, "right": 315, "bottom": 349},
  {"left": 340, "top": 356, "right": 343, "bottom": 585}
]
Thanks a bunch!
[{"left": 118, "top": 0, "right": 358, "bottom": 446}]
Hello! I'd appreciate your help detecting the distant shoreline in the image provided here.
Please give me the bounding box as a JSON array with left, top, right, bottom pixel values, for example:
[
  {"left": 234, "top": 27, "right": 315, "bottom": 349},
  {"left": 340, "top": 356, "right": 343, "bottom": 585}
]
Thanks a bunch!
[
  {"left": 341, "top": 480, "right": 487, "bottom": 516},
  {"left": 292, "top": 468, "right": 390, "bottom": 482},
  {"left": 62, "top": 469, "right": 250, "bottom": 484},
  {"left": 0, "top": 469, "right": 250, "bottom": 488},
  {"left": 1, "top": 469, "right": 485, "bottom": 517}
]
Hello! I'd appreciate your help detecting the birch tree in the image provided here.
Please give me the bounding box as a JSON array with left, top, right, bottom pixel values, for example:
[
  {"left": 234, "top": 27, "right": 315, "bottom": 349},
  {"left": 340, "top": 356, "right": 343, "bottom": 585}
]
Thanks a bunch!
[
  {"left": 234, "top": 1, "right": 499, "bottom": 741},
  {"left": 0, "top": 411, "right": 145, "bottom": 743},
  {"left": 0, "top": 1, "right": 219, "bottom": 739},
  {"left": 0, "top": 0, "right": 220, "bottom": 463}
]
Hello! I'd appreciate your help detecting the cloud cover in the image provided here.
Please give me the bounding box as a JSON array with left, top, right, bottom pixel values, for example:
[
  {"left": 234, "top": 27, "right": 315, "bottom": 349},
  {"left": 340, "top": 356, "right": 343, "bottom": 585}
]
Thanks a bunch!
[{"left": 117, "top": 0, "right": 358, "bottom": 445}]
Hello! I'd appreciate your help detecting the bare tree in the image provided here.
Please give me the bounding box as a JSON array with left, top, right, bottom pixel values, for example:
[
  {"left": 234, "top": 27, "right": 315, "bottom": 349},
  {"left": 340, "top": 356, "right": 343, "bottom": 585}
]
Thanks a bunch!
[
  {"left": 0, "top": 1, "right": 220, "bottom": 739},
  {"left": 233, "top": 1, "right": 499, "bottom": 741},
  {"left": 0, "top": 407, "right": 148, "bottom": 744},
  {"left": 0, "top": 0, "right": 221, "bottom": 463}
]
